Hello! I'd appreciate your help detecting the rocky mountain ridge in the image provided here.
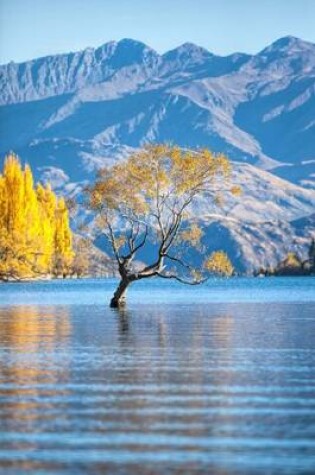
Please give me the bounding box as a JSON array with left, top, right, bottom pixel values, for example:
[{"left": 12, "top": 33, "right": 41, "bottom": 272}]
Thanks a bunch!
[{"left": 1, "top": 37, "right": 314, "bottom": 272}]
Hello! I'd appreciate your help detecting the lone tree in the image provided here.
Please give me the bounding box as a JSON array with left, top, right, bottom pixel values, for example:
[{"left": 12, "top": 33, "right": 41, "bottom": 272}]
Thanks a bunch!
[{"left": 87, "top": 145, "right": 240, "bottom": 307}]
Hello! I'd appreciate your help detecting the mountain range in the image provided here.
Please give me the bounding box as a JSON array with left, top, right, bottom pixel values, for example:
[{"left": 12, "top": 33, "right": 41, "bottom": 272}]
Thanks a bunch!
[{"left": 0, "top": 36, "right": 314, "bottom": 272}]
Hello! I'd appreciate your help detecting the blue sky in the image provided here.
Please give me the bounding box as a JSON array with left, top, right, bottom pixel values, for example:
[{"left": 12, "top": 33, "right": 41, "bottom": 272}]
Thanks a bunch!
[{"left": 1, "top": 0, "right": 314, "bottom": 64}]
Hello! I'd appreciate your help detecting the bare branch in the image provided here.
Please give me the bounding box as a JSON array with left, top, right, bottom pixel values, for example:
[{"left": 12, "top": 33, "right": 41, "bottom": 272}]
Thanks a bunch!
[{"left": 157, "top": 272, "right": 208, "bottom": 286}]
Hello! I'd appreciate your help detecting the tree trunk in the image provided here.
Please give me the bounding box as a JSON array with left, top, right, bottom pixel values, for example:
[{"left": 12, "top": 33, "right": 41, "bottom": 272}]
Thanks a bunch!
[{"left": 110, "top": 278, "right": 130, "bottom": 308}]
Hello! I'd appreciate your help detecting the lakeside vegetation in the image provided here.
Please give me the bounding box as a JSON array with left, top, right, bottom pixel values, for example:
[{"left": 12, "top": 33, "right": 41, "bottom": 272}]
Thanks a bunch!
[
  {"left": 0, "top": 154, "right": 73, "bottom": 281},
  {"left": 255, "top": 245, "right": 315, "bottom": 277},
  {"left": 1, "top": 148, "right": 313, "bottom": 299}
]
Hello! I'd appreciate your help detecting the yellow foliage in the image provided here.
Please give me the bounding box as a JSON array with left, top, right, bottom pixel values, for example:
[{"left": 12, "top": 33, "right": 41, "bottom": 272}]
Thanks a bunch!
[
  {"left": 230, "top": 185, "right": 242, "bottom": 197},
  {"left": 283, "top": 252, "right": 301, "bottom": 268},
  {"left": 180, "top": 224, "right": 203, "bottom": 246},
  {"left": 204, "top": 251, "right": 234, "bottom": 276},
  {"left": 87, "top": 145, "right": 238, "bottom": 293},
  {"left": 89, "top": 144, "right": 234, "bottom": 221},
  {"left": 53, "top": 198, "right": 74, "bottom": 277},
  {"left": 0, "top": 154, "right": 73, "bottom": 280}
]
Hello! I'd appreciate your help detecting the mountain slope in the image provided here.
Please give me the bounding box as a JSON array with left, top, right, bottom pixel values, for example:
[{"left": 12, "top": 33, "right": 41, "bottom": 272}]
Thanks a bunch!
[
  {"left": 1, "top": 37, "right": 314, "bottom": 272},
  {"left": 1, "top": 36, "right": 314, "bottom": 187}
]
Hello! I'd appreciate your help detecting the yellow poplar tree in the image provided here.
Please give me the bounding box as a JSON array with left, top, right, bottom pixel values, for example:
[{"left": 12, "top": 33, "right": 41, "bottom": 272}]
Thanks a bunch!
[
  {"left": 53, "top": 197, "right": 74, "bottom": 277},
  {"left": 36, "top": 183, "right": 57, "bottom": 273},
  {"left": 0, "top": 153, "right": 74, "bottom": 281},
  {"left": 0, "top": 155, "right": 29, "bottom": 279}
]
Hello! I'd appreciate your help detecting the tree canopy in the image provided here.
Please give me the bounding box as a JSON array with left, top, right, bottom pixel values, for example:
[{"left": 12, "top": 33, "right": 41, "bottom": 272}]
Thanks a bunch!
[
  {"left": 0, "top": 154, "right": 73, "bottom": 281},
  {"left": 87, "top": 145, "right": 240, "bottom": 307}
]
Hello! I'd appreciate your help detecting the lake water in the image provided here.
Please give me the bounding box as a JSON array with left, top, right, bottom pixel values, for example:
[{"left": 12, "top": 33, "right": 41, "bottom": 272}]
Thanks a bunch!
[{"left": 0, "top": 277, "right": 315, "bottom": 474}]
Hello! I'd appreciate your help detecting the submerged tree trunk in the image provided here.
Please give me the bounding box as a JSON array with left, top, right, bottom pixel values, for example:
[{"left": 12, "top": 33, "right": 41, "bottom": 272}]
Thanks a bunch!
[{"left": 110, "top": 278, "right": 130, "bottom": 308}]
